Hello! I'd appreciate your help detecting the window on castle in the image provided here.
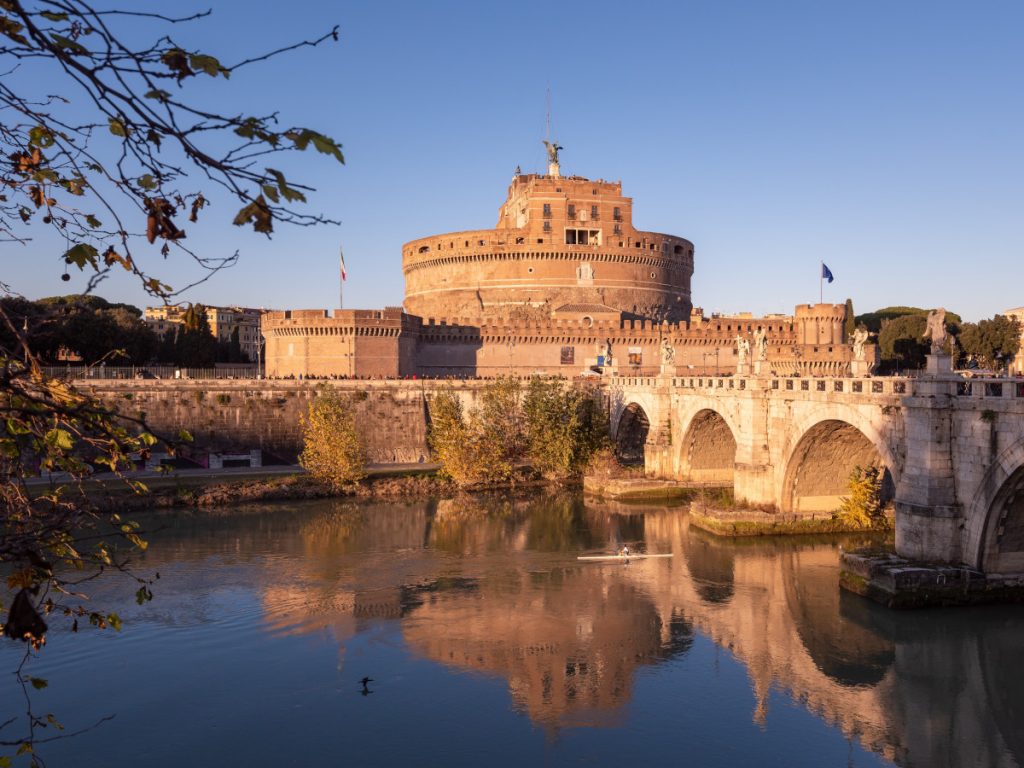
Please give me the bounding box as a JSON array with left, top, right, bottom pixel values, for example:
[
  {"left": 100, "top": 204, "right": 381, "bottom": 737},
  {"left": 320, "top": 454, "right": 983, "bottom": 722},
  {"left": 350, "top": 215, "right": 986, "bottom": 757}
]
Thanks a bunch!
[
  {"left": 591, "top": 205, "right": 598, "bottom": 219},
  {"left": 613, "top": 224, "right": 621, "bottom": 234},
  {"left": 543, "top": 221, "right": 551, "bottom": 232},
  {"left": 543, "top": 203, "right": 552, "bottom": 218},
  {"left": 560, "top": 346, "right": 575, "bottom": 365},
  {"left": 515, "top": 237, "right": 524, "bottom": 244},
  {"left": 613, "top": 207, "right": 622, "bottom": 221},
  {"left": 567, "top": 204, "right": 576, "bottom": 219},
  {"left": 565, "top": 228, "right": 601, "bottom": 246}
]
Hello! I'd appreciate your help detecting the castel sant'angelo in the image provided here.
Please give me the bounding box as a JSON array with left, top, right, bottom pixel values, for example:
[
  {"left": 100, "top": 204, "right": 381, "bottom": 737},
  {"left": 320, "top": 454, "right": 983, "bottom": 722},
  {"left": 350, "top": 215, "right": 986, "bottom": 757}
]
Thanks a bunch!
[{"left": 262, "top": 144, "right": 863, "bottom": 378}]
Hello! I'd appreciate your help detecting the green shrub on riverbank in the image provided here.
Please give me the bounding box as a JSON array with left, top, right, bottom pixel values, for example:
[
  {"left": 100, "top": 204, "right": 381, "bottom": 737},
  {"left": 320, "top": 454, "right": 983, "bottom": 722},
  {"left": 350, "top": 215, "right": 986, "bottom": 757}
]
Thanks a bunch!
[
  {"left": 299, "top": 388, "right": 367, "bottom": 490},
  {"left": 835, "top": 465, "right": 884, "bottom": 529},
  {"left": 428, "top": 376, "right": 607, "bottom": 487}
]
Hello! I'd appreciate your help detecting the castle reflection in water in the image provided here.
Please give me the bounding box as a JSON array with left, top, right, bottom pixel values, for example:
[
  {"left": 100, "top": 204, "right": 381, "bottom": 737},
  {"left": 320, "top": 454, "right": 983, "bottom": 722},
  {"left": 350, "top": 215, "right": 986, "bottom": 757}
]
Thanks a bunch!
[{"left": 155, "top": 495, "right": 1023, "bottom": 768}]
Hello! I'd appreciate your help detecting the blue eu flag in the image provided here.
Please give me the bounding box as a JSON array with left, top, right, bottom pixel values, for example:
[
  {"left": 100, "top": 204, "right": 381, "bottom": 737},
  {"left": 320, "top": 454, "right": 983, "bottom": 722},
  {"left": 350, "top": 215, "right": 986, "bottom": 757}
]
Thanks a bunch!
[{"left": 821, "top": 263, "right": 834, "bottom": 283}]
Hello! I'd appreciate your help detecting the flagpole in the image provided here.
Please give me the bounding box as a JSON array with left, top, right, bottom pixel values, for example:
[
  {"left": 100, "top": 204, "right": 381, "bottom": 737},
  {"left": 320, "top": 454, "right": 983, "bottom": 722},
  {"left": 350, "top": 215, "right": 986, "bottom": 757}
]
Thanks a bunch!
[
  {"left": 339, "top": 246, "right": 345, "bottom": 310},
  {"left": 819, "top": 261, "right": 823, "bottom": 305}
]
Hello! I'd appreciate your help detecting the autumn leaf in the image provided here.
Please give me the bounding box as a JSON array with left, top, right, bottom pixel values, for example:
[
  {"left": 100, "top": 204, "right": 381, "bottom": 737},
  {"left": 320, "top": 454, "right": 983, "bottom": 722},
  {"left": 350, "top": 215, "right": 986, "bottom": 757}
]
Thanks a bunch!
[
  {"left": 233, "top": 195, "right": 273, "bottom": 234},
  {"left": 63, "top": 243, "right": 99, "bottom": 269},
  {"left": 189, "top": 53, "right": 229, "bottom": 78},
  {"left": 108, "top": 118, "right": 128, "bottom": 137}
]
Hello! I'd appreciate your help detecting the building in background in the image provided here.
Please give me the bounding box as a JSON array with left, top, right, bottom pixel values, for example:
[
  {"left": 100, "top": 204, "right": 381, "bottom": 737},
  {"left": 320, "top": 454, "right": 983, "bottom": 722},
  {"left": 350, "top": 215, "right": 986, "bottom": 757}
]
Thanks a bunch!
[
  {"left": 1005, "top": 307, "right": 1024, "bottom": 375},
  {"left": 145, "top": 305, "right": 265, "bottom": 362}
]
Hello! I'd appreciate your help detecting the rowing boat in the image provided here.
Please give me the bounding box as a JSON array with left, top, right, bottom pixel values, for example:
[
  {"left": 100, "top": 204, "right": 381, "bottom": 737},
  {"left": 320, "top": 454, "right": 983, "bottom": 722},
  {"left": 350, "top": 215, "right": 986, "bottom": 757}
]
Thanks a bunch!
[{"left": 576, "top": 553, "right": 674, "bottom": 561}]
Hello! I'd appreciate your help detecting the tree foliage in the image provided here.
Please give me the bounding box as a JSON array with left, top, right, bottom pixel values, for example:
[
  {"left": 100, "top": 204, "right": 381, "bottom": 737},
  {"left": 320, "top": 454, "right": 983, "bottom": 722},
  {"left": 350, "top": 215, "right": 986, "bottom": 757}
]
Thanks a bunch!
[
  {"left": 428, "top": 377, "right": 606, "bottom": 486},
  {"left": 877, "top": 314, "right": 929, "bottom": 370},
  {"left": 958, "top": 314, "right": 1021, "bottom": 370},
  {"left": 835, "top": 465, "right": 883, "bottom": 528},
  {"left": 1, "top": 0, "right": 342, "bottom": 299},
  {"left": 219, "top": 326, "right": 247, "bottom": 364},
  {"left": 0, "top": 293, "right": 156, "bottom": 364},
  {"left": 427, "top": 378, "right": 523, "bottom": 486},
  {"left": 0, "top": 330, "right": 168, "bottom": 753},
  {"left": 298, "top": 388, "right": 366, "bottom": 491},
  {"left": 522, "top": 377, "right": 607, "bottom": 478},
  {"left": 169, "top": 304, "right": 216, "bottom": 367},
  {"left": 1, "top": 3, "right": 342, "bottom": 757},
  {"left": 875, "top": 309, "right": 961, "bottom": 371},
  {"left": 856, "top": 306, "right": 962, "bottom": 334},
  {"left": 844, "top": 298, "right": 855, "bottom": 340},
  {"left": 427, "top": 390, "right": 482, "bottom": 486}
]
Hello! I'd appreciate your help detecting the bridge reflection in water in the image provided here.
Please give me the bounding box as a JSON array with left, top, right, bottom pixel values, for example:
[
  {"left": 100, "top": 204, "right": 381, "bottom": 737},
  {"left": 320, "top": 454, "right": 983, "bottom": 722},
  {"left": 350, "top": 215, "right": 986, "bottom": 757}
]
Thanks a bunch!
[{"left": 238, "top": 494, "right": 1024, "bottom": 767}]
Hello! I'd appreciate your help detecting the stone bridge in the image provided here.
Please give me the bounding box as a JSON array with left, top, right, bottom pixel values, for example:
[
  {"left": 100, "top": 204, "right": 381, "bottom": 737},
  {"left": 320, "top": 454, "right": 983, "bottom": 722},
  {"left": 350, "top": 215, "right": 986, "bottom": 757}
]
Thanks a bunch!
[{"left": 607, "top": 370, "right": 1024, "bottom": 574}]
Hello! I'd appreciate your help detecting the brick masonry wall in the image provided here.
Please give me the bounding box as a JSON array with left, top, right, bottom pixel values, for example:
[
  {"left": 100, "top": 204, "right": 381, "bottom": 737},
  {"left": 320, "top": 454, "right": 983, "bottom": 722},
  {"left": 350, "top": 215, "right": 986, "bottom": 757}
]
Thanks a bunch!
[{"left": 77, "top": 380, "right": 494, "bottom": 464}]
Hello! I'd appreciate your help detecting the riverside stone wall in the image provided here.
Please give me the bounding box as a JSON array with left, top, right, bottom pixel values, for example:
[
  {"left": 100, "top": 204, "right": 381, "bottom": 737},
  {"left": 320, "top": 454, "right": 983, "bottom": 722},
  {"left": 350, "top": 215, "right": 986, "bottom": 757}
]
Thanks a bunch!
[{"left": 76, "top": 379, "right": 493, "bottom": 464}]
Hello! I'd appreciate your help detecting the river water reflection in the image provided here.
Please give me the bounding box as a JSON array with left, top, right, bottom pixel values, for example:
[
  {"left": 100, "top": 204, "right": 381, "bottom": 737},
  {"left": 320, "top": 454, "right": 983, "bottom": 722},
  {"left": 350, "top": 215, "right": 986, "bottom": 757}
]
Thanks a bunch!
[{"left": 3, "top": 492, "right": 1023, "bottom": 767}]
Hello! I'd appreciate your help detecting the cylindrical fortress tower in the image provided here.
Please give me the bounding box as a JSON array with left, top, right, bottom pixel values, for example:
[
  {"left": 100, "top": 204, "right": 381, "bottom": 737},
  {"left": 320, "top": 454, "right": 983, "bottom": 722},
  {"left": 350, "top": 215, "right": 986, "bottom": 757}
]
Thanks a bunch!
[
  {"left": 402, "top": 173, "right": 694, "bottom": 322},
  {"left": 794, "top": 304, "right": 848, "bottom": 346}
]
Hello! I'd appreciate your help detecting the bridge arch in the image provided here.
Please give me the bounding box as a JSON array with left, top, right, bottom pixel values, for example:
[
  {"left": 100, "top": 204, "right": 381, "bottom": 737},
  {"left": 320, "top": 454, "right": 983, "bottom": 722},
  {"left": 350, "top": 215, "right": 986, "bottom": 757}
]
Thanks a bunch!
[
  {"left": 964, "top": 438, "right": 1024, "bottom": 573},
  {"left": 678, "top": 408, "right": 737, "bottom": 483},
  {"left": 615, "top": 402, "right": 650, "bottom": 465},
  {"left": 780, "top": 409, "right": 897, "bottom": 515}
]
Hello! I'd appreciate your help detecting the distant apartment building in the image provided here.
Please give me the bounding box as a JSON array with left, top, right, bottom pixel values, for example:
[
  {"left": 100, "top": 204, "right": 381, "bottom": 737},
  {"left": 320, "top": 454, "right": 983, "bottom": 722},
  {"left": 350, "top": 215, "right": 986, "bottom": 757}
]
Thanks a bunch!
[{"left": 144, "top": 305, "right": 265, "bottom": 362}]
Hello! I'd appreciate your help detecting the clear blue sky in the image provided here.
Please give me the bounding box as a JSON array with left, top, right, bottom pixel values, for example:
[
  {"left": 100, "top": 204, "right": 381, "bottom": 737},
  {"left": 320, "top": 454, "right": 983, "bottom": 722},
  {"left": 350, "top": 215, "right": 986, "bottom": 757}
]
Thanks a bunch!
[{"left": 6, "top": 0, "right": 1023, "bottom": 322}]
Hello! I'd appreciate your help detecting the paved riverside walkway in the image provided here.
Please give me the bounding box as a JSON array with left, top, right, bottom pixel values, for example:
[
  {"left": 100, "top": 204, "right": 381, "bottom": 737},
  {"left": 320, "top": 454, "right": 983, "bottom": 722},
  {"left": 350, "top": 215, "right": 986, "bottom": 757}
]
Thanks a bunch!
[{"left": 26, "top": 462, "right": 440, "bottom": 489}]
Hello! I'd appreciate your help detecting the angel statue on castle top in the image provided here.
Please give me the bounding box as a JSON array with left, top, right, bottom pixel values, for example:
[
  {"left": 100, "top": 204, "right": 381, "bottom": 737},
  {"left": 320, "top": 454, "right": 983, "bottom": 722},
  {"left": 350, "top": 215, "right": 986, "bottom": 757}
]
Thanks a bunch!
[{"left": 543, "top": 139, "right": 563, "bottom": 165}]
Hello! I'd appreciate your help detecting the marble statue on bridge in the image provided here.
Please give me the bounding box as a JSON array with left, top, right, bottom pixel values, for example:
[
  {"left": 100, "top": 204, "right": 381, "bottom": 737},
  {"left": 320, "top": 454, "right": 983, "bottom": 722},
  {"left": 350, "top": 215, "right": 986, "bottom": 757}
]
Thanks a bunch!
[
  {"left": 923, "top": 308, "right": 948, "bottom": 355},
  {"left": 753, "top": 328, "right": 768, "bottom": 361},
  {"left": 852, "top": 326, "right": 869, "bottom": 361},
  {"left": 660, "top": 337, "right": 676, "bottom": 366},
  {"left": 736, "top": 335, "right": 750, "bottom": 366}
]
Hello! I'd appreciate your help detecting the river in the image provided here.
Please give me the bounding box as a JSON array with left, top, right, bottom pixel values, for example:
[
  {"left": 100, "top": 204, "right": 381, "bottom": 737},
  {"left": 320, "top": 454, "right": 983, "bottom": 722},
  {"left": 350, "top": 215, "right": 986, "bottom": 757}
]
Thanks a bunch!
[{"left": 2, "top": 492, "right": 1022, "bottom": 767}]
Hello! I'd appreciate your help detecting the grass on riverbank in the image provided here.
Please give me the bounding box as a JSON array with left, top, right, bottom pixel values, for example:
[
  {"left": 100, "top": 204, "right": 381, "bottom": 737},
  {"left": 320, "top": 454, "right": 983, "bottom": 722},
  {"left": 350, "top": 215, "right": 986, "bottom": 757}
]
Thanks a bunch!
[{"left": 689, "top": 488, "right": 894, "bottom": 537}]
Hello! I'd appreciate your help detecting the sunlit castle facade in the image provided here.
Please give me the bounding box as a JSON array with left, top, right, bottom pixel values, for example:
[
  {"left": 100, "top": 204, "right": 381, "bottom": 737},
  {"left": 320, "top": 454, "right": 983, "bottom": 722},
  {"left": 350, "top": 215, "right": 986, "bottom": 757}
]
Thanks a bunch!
[
  {"left": 402, "top": 169, "right": 694, "bottom": 324},
  {"left": 261, "top": 145, "right": 861, "bottom": 379}
]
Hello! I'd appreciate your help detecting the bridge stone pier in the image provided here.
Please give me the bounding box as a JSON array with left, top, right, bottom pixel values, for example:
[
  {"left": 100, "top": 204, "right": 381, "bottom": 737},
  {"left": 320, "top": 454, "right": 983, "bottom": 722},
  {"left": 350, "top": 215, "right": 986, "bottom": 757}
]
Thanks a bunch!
[{"left": 607, "top": 366, "right": 1024, "bottom": 576}]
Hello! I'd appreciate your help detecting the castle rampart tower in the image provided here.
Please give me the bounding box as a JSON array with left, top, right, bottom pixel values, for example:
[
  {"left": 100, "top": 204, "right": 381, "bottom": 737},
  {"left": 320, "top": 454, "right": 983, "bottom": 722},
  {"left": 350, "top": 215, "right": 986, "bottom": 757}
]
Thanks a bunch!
[{"left": 402, "top": 171, "right": 694, "bottom": 323}]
